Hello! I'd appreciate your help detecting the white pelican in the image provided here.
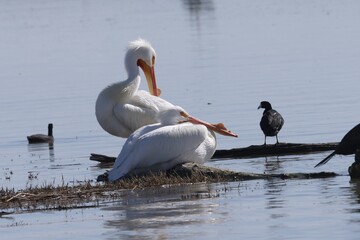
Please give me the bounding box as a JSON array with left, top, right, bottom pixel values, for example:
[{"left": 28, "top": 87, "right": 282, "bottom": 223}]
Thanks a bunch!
[
  {"left": 96, "top": 38, "right": 174, "bottom": 138},
  {"left": 106, "top": 106, "right": 238, "bottom": 181}
]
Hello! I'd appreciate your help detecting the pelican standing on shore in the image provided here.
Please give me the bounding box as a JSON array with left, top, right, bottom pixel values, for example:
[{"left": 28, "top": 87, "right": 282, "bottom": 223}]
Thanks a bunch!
[{"left": 96, "top": 39, "right": 174, "bottom": 138}]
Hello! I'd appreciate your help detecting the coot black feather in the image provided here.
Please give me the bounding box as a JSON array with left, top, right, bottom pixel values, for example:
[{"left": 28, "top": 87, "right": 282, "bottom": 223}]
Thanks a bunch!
[{"left": 258, "top": 101, "right": 284, "bottom": 145}]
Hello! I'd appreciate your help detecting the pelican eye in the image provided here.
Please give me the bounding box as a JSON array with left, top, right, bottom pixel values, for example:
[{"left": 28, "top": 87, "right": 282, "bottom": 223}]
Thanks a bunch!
[
  {"left": 152, "top": 56, "right": 155, "bottom": 65},
  {"left": 179, "top": 111, "right": 188, "bottom": 118}
]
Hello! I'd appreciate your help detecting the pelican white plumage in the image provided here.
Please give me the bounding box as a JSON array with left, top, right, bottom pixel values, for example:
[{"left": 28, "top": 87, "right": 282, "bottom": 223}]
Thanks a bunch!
[
  {"left": 106, "top": 106, "right": 238, "bottom": 181},
  {"left": 96, "top": 38, "right": 175, "bottom": 138}
]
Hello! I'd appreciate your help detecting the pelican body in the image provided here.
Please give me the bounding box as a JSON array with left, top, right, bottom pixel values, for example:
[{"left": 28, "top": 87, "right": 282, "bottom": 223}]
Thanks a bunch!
[
  {"left": 96, "top": 39, "right": 173, "bottom": 138},
  {"left": 105, "top": 107, "right": 237, "bottom": 181}
]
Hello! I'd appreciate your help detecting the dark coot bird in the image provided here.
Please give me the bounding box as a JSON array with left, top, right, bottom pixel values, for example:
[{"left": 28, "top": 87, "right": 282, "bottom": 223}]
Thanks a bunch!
[
  {"left": 27, "top": 123, "right": 54, "bottom": 144},
  {"left": 315, "top": 123, "right": 360, "bottom": 167},
  {"left": 258, "top": 101, "right": 284, "bottom": 145}
]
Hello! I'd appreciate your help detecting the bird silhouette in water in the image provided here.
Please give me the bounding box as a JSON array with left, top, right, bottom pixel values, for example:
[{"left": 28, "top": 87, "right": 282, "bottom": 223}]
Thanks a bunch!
[
  {"left": 258, "top": 101, "right": 284, "bottom": 145},
  {"left": 27, "top": 123, "right": 54, "bottom": 144},
  {"left": 315, "top": 123, "right": 360, "bottom": 167}
]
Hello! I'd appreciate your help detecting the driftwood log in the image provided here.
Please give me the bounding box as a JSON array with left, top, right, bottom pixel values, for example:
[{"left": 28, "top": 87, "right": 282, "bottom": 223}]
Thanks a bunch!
[
  {"left": 96, "top": 162, "right": 338, "bottom": 182},
  {"left": 90, "top": 142, "right": 338, "bottom": 163},
  {"left": 168, "top": 163, "right": 338, "bottom": 181},
  {"left": 213, "top": 142, "right": 338, "bottom": 159},
  {"left": 90, "top": 153, "right": 116, "bottom": 163}
]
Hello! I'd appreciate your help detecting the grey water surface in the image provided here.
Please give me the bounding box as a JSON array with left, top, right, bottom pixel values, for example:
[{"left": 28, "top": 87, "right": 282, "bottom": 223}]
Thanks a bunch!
[{"left": 0, "top": 0, "right": 360, "bottom": 239}]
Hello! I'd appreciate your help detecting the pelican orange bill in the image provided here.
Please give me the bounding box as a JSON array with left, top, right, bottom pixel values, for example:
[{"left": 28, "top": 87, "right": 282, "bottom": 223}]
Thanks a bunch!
[
  {"left": 137, "top": 59, "right": 160, "bottom": 97},
  {"left": 180, "top": 112, "right": 238, "bottom": 138}
]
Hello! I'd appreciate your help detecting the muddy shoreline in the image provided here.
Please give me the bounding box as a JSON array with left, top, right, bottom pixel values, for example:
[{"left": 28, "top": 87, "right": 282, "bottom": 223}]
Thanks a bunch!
[{"left": 1, "top": 163, "right": 337, "bottom": 213}]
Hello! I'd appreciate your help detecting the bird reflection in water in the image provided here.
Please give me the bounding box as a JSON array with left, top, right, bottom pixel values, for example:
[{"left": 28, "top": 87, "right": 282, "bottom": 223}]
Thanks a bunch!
[
  {"left": 182, "top": 0, "right": 215, "bottom": 20},
  {"left": 263, "top": 156, "right": 286, "bottom": 219},
  {"left": 264, "top": 178, "right": 287, "bottom": 224},
  {"left": 348, "top": 179, "right": 360, "bottom": 214},
  {"left": 264, "top": 156, "right": 281, "bottom": 173},
  {"left": 101, "top": 183, "right": 225, "bottom": 239},
  {"left": 27, "top": 142, "right": 55, "bottom": 162}
]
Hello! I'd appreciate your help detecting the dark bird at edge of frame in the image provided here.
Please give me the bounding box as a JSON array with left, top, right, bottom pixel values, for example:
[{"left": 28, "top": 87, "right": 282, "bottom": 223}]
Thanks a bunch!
[
  {"left": 27, "top": 123, "right": 54, "bottom": 144},
  {"left": 315, "top": 123, "right": 360, "bottom": 168},
  {"left": 258, "top": 101, "right": 284, "bottom": 145}
]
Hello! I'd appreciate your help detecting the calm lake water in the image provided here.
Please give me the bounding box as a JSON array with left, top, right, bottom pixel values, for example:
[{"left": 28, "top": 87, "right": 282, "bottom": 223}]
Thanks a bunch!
[{"left": 1, "top": 0, "right": 360, "bottom": 239}]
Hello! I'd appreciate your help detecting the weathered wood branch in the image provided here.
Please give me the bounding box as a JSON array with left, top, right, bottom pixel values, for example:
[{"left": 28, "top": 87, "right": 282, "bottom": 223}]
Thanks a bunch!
[
  {"left": 213, "top": 142, "right": 338, "bottom": 159},
  {"left": 90, "top": 153, "right": 116, "bottom": 163},
  {"left": 90, "top": 142, "right": 339, "bottom": 163},
  {"left": 169, "top": 163, "right": 338, "bottom": 181},
  {"left": 97, "top": 162, "right": 338, "bottom": 183}
]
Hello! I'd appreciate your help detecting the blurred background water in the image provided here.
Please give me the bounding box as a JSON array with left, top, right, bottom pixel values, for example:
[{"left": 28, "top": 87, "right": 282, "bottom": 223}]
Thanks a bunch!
[{"left": 0, "top": 0, "right": 360, "bottom": 239}]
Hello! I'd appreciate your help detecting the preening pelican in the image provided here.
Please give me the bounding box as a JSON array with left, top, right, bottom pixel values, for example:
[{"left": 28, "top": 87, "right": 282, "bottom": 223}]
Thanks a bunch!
[
  {"left": 106, "top": 107, "right": 238, "bottom": 181},
  {"left": 96, "top": 38, "right": 174, "bottom": 138}
]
